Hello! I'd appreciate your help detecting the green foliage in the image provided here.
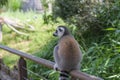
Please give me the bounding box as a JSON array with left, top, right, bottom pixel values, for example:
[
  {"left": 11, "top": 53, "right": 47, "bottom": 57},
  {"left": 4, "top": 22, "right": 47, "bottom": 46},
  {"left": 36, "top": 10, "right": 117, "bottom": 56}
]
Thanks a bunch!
[
  {"left": 27, "top": 39, "right": 59, "bottom": 79},
  {"left": 7, "top": 0, "right": 21, "bottom": 11},
  {"left": 41, "top": 0, "right": 54, "bottom": 24},
  {"left": 53, "top": 0, "right": 80, "bottom": 19},
  {"left": 0, "top": 11, "right": 63, "bottom": 79},
  {"left": 1, "top": 0, "right": 120, "bottom": 80},
  {"left": 53, "top": 0, "right": 120, "bottom": 80},
  {"left": 81, "top": 37, "right": 120, "bottom": 80},
  {"left": 53, "top": 0, "right": 101, "bottom": 33},
  {"left": 43, "top": 13, "right": 53, "bottom": 24},
  {"left": 0, "top": 0, "right": 8, "bottom": 7},
  {"left": 97, "top": 0, "right": 120, "bottom": 29}
]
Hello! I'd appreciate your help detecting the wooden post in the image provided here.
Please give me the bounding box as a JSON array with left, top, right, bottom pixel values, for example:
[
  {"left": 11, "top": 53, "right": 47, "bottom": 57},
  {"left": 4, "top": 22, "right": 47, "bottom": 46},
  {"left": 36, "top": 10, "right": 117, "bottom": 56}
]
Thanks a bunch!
[
  {"left": 18, "top": 57, "right": 27, "bottom": 80},
  {"left": 0, "top": 53, "right": 3, "bottom": 70},
  {"left": 0, "top": 57, "right": 2, "bottom": 70},
  {"left": 0, "top": 23, "right": 2, "bottom": 42}
]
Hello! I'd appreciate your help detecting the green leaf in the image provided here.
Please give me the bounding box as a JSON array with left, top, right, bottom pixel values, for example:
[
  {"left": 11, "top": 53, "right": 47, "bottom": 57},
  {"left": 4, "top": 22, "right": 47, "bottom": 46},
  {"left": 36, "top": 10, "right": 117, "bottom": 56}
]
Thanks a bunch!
[
  {"left": 86, "top": 47, "right": 95, "bottom": 54},
  {"left": 104, "top": 28, "right": 116, "bottom": 31},
  {"left": 111, "top": 39, "right": 120, "bottom": 45}
]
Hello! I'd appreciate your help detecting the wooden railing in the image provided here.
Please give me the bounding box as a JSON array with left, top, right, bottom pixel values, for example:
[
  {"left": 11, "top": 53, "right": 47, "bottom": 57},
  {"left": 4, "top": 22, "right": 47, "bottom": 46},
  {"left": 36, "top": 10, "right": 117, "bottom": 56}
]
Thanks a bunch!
[{"left": 0, "top": 45, "right": 103, "bottom": 80}]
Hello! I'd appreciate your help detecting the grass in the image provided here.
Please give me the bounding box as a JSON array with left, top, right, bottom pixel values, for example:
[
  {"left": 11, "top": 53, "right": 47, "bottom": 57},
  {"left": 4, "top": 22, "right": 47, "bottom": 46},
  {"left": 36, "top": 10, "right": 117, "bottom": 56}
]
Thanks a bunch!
[
  {"left": 0, "top": 11, "right": 64, "bottom": 79},
  {"left": 0, "top": 11, "right": 120, "bottom": 80},
  {"left": 0, "top": 11, "right": 51, "bottom": 63}
]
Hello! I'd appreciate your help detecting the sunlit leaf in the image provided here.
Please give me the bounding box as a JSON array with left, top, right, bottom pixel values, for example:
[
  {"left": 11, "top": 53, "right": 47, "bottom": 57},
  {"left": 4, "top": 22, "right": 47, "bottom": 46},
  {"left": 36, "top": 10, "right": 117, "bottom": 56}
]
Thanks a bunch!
[
  {"left": 104, "top": 28, "right": 116, "bottom": 31},
  {"left": 108, "top": 74, "right": 120, "bottom": 78},
  {"left": 105, "top": 58, "right": 110, "bottom": 67},
  {"left": 111, "top": 39, "right": 120, "bottom": 45}
]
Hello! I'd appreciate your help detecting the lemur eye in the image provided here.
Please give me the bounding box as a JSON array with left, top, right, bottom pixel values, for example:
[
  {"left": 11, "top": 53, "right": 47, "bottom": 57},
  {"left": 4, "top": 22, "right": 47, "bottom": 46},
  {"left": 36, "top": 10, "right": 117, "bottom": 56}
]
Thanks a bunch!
[{"left": 59, "top": 28, "right": 63, "bottom": 32}]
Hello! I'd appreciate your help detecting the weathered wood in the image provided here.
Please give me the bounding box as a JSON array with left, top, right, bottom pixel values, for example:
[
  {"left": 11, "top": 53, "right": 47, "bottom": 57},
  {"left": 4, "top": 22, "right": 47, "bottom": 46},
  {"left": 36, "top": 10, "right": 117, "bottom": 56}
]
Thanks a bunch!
[
  {"left": 0, "top": 17, "right": 36, "bottom": 36},
  {"left": 18, "top": 57, "right": 27, "bottom": 80},
  {"left": 0, "top": 58, "right": 15, "bottom": 80},
  {"left": 0, "top": 63, "right": 18, "bottom": 80},
  {"left": 0, "top": 57, "right": 2, "bottom": 70},
  {"left": 70, "top": 70, "right": 103, "bottom": 80},
  {"left": 0, "top": 45, "right": 54, "bottom": 69},
  {"left": 0, "top": 45, "right": 103, "bottom": 80},
  {"left": 0, "top": 71, "right": 16, "bottom": 80}
]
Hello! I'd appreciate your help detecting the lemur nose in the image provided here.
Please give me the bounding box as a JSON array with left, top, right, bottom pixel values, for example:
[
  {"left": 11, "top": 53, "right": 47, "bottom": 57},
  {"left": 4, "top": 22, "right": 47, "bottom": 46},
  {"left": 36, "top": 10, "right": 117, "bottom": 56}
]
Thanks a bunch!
[{"left": 53, "top": 33, "right": 57, "bottom": 36}]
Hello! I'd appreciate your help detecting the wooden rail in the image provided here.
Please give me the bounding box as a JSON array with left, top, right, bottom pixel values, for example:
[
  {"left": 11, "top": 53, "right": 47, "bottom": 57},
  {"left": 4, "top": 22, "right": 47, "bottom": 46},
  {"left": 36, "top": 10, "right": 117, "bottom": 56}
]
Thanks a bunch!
[{"left": 0, "top": 45, "right": 103, "bottom": 80}]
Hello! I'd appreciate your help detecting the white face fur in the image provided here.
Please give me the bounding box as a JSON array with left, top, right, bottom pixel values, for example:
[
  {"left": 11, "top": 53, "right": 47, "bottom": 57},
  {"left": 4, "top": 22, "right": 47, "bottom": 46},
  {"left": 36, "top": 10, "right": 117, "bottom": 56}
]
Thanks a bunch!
[{"left": 53, "top": 27, "right": 65, "bottom": 38}]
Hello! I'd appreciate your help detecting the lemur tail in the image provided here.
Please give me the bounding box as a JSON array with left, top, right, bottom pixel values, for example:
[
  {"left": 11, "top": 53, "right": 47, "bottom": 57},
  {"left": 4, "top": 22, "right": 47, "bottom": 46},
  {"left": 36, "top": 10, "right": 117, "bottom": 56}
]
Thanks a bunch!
[{"left": 59, "top": 71, "right": 69, "bottom": 80}]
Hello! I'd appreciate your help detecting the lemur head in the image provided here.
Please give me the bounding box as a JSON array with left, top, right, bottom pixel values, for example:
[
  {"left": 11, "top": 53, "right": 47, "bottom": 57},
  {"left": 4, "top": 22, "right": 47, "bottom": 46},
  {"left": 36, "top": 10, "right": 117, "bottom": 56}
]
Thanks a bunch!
[{"left": 53, "top": 26, "right": 70, "bottom": 38}]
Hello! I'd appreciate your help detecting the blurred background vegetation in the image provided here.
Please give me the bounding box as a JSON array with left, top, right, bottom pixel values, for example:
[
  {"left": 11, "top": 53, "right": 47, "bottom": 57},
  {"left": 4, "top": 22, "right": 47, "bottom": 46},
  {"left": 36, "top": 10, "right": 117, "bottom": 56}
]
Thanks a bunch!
[{"left": 0, "top": 0, "right": 120, "bottom": 80}]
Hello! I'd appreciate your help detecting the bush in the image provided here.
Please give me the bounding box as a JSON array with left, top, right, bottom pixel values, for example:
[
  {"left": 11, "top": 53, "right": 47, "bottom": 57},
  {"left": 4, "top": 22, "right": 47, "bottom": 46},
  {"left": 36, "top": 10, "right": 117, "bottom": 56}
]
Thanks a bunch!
[
  {"left": 53, "top": 0, "right": 102, "bottom": 33},
  {"left": 0, "top": 0, "right": 8, "bottom": 7},
  {"left": 97, "top": 0, "right": 120, "bottom": 28},
  {"left": 7, "top": 0, "right": 21, "bottom": 11}
]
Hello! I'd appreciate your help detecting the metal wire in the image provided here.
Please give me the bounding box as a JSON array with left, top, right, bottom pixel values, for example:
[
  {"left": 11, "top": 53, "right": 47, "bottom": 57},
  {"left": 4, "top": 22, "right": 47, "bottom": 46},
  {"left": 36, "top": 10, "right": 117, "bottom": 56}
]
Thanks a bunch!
[{"left": 22, "top": 66, "right": 48, "bottom": 80}]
